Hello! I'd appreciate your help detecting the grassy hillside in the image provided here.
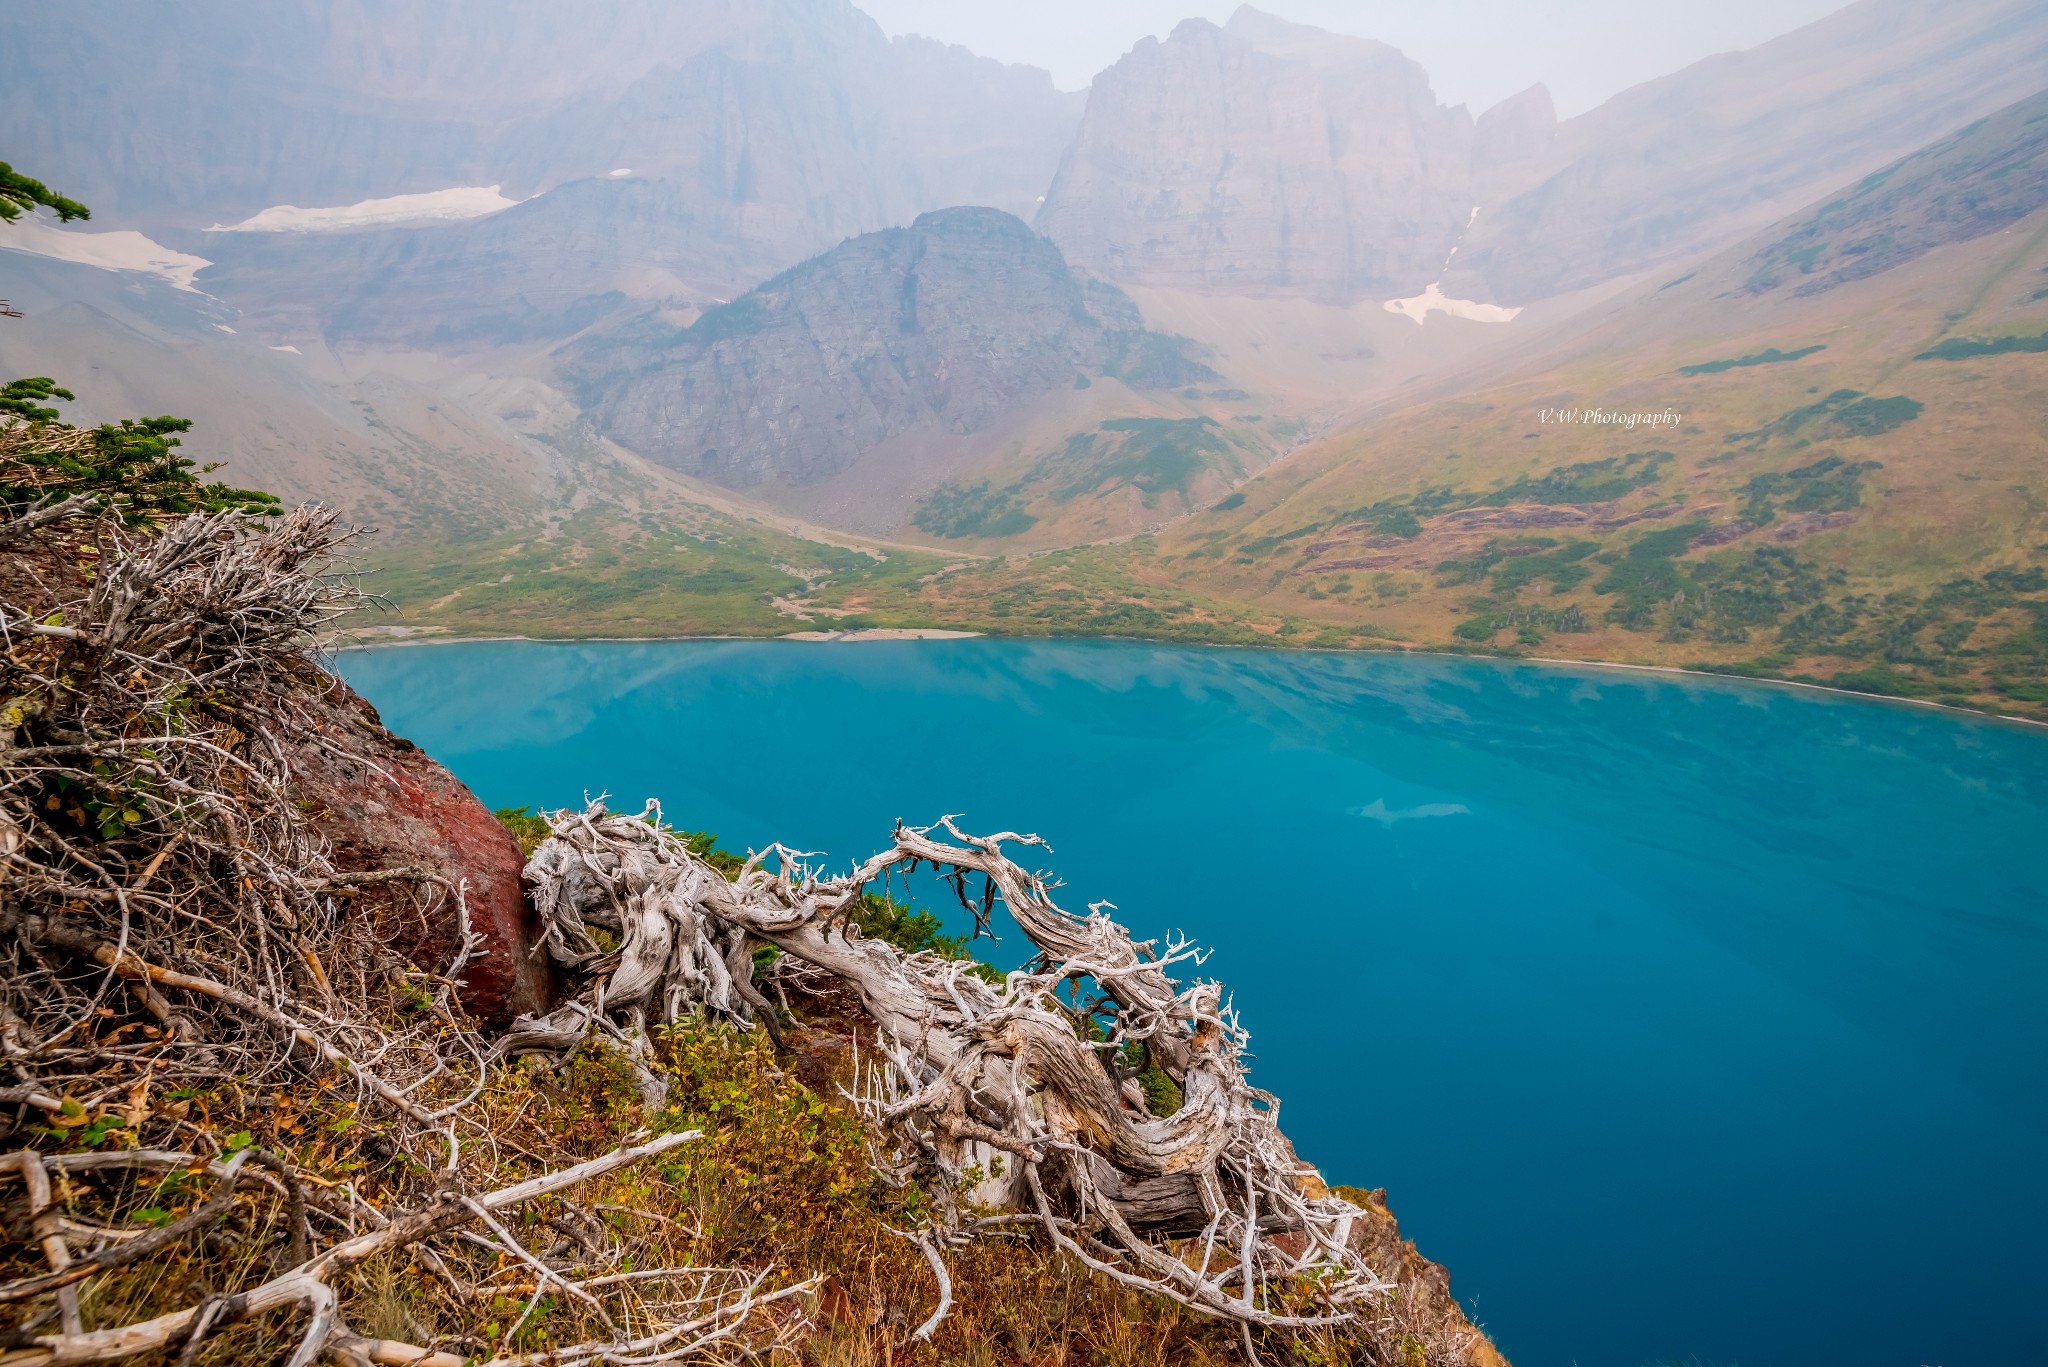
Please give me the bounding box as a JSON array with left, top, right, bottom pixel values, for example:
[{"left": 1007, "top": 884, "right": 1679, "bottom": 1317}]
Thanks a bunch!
[
  {"left": 753, "top": 192, "right": 2048, "bottom": 719},
  {"left": 375, "top": 223, "right": 2048, "bottom": 722},
  {"left": 359, "top": 91, "right": 2048, "bottom": 720},
  {"left": 357, "top": 422, "right": 955, "bottom": 642}
]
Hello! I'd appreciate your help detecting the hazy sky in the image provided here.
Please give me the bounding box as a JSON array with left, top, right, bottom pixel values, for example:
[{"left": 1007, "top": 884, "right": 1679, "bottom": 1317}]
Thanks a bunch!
[{"left": 854, "top": 0, "right": 1851, "bottom": 117}]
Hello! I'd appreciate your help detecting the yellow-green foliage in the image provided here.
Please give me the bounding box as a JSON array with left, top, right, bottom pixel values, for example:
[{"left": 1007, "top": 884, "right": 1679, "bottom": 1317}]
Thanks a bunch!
[
  {"left": 648, "top": 1024, "right": 879, "bottom": 1260},
  {"left": 494, "top": 805, "right": 552, "bottom": 856}
]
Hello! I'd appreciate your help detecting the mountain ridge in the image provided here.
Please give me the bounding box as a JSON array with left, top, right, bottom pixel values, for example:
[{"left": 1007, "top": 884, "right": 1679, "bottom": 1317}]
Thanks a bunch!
[
  {"left": 562, "top": 206, "right": 1224, "bottom": 533},
  {"left": 1035, "top": 0, "right": 2048, "bottom": 309}
]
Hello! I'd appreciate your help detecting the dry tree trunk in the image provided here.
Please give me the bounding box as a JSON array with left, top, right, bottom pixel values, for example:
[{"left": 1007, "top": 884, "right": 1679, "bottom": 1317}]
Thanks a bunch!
[{"left": 516, "top": 805, "right": 1396, "bottom": 1335}]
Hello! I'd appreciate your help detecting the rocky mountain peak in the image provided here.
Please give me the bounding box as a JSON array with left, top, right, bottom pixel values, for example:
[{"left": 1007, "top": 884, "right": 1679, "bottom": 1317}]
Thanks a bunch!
[
  {"left": 1036, "top": 10, "right": 1474, "bottom": 303},
  {"left": 565, "top": 207, "right": 1196, "bottom": 503},
  {"left": 1223, "top": 6, "right": 1399, "bottom": 64},
  {"left": 1474, "top": 85, "right": 1558, "bottom": 175}
]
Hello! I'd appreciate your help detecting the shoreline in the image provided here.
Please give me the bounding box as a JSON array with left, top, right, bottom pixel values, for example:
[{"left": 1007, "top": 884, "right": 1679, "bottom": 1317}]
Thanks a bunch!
[
  {"left": 328, "top": 628, "right": 2048, "bottom": 732},
  {"left": 332, "top": 626, "right": 986, "bottom": 651}
]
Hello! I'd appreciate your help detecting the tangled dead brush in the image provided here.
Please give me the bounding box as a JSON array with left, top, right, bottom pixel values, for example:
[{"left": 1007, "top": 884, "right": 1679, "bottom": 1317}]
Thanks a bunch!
[
  {"left": 0, "top": 495, "right": 813, "bottom": 1364},
  {"left": 515, "top": 807, "right": 1417, "bottom": 1346}
]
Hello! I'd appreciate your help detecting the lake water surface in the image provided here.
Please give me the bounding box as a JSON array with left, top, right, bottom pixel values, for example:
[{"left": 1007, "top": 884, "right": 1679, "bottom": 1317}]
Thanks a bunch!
[{"left": 337, "top": 639, "right": 2048, "bottom": 1367}]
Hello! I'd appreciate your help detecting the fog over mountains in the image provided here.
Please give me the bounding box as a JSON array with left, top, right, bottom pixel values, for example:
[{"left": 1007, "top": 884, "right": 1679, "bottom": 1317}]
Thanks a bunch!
[
  {"left": 4, "top": 0, "right": 1082, "bottom": 320},
  {"left": 1040, "top": 0, "right": 2048, "bottom": 304},
  {"left": 5, "top": 0, "right": 1080, "bottom": 229},
  {"left": 1038, "top": 13, "right": 1478, "bottom": 301},
  {"left": 3, "top": 0, "right": 2046, "bottom": 553}
]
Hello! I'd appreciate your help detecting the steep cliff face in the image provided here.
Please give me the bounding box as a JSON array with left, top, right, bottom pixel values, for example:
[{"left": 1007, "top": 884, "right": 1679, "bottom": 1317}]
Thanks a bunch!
[
  {"left": 1037, "top": 0, "right": 2048, "bottom": 310},
  {"left": 568, "top": 207, "right": 1192, "bottom": 491},
  {"left": 1469, "top": 84, "right": 1558, "bottom": 210},
  {"left": 1037, "top": 8, "right": 1474, "bottom": 303}
]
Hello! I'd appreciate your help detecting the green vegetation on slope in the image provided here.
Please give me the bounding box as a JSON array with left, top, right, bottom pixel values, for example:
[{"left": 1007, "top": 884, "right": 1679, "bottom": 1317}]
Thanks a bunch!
[
  {"left": 1739, "top": 454, "right": 1882, "bottom": 525},
  {"left": 1678, "top": 345, "right": 1827, "bottom": 375},
  {"left": 1101, "top": 331, "right": 1219, "bottom": 389},
  {"left": 909, "top": 416, "right": 1257, "bottom": 543},
  {"left": 1725, "top": 389, "right": 1923, "bottom": 447},
  {"left": 1480, "top": 450, "right": 1675, "bottom": 506},
  {"left": 1232, "top": 452, "right": 1674, "bottom": 552},
  {"left": 370, "top": 501, "right": 948, "bottom": 639},
  {"left": 1742, "top": 87, "right": 2048, "bottom": 296},
  {"left": 2, "top": 376, "right": 280, "bottom": 522},
  {"left": 913, "top": 480, "right": 1038, "bottom": 538},
  {"left": 1916, "top": 330, "right": 2048, "bottom": 360},
  {"left": 1048, "top": 417, "right": 1234, "bottom": 505}
]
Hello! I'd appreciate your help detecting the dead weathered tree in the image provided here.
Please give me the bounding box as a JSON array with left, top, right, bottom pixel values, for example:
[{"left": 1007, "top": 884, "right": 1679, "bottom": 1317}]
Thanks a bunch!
[
  {"left": 517, "top": 805, "right": 1397, "bottom": 1336},
  {"left": 0, "top": 504, "right": 810, "bottom": 1363}
]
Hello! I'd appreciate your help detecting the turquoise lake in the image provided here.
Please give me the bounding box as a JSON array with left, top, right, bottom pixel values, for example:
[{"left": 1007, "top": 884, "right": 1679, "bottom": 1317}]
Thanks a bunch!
[{"left": 337, "top": 639, "right": 2048, "bottom": 1367}]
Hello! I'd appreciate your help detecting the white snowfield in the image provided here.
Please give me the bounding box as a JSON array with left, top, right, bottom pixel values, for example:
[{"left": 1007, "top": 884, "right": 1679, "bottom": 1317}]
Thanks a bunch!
[
  {"left": 0, "top": 218, "right": 211, "bottom": 292},
  {"left": 207, "top": 185, "right": 521, "bottom": 233},
  {"left": 1383, "top": 281, "right": 1522, "bottom": 326}
]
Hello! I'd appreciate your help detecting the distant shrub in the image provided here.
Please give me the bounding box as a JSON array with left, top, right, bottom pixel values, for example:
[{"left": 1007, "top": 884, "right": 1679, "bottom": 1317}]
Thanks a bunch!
[
  {"left": 684, "top": 293, "right": 772, "bottom": 345},
  {"left": 1915, "top": 331, "right": 2048, "bottom": 360},
  {"left": 1103, "top": 331, "right": 1219, "bottom": 389},
  {"left": 1678, "top": 344, "right": 1826, "bottom": 376},
  {"left": 1725, "top": 389, "right": 1922, "bottom": 445},
  {"left": 494, "top": 806, "right": 551, "bottom": 856},
  {"left": 1739, "top": 454, "right": 1884, "bottom": 524},
  {"left": 1831, "top": 395, "right": 1923, "bottom": 436},
  {"left": 1477, "top": 451, "right": 1673, "bottom": 506}
]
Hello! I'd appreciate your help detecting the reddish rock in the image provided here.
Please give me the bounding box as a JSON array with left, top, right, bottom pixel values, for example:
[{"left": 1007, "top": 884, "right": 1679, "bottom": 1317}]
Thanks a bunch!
[{"left": 287, "top": 668, "right": 556, "bottom": 1024}]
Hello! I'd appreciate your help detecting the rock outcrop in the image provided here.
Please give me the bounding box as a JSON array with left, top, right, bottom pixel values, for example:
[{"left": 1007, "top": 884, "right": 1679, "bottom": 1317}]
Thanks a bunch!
[
  {"left": 567, "top": 207, "right": 1205, "bottom": 491},
  {"left": 1470, "top": 84, "right": 1557, "bottom": 209},
  {"left": 1036, "top": 8, "right": 1475, "bottom": 303},
  {"left": 288, "top": 675, "right": 554, "bottom": 1025}
]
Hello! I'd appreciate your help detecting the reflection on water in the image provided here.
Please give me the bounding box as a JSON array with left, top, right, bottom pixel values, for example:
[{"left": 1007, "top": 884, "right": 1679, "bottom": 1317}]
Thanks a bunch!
[
  {"left": 340, "top": 639, "right": 2048, "bottom": 1367},
  {"left": 1352, "top": 799, "right": 1473, "bottom": 824}
]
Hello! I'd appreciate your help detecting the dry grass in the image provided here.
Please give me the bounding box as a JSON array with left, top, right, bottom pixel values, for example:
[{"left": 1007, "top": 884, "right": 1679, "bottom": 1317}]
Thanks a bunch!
[{"left": 3, "top": 993, "right": 1426, "bottom": 1364}]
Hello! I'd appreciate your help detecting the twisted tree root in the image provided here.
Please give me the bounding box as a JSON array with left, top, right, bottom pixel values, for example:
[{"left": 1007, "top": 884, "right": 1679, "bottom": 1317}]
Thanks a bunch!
[{"left": 517, "top": 804, "right": 1395, "bottom": 1334}]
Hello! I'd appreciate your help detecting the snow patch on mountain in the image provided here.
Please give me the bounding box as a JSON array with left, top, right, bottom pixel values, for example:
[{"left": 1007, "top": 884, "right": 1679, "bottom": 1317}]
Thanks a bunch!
[
  {"left": 1384, "top": 282, "right": 1521, "bottom": 326},
  {"left": 208, "top": 185, "right": 521, "bottom": 233},
  {"left": 0, "top": 219, "right": 211, "bottom": 292}
]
